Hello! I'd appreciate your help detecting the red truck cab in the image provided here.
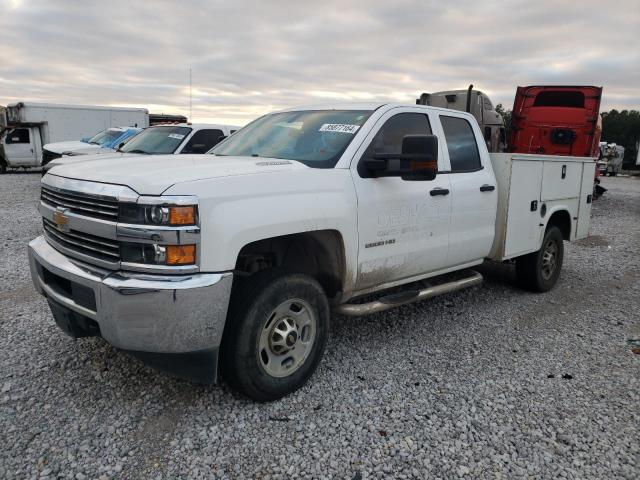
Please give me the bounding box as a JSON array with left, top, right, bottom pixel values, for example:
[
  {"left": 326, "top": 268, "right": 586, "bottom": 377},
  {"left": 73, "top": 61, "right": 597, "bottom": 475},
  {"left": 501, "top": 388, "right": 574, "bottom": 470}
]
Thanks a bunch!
[{"left": 509, "top": 86, "right": 602, "bottom": 158}]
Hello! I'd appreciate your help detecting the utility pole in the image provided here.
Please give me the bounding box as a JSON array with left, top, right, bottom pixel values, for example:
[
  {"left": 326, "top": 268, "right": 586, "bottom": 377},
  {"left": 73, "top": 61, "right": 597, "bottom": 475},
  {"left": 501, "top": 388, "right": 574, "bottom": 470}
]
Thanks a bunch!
[{"left": 189, "top": 66, "right": 192, "bottom": 122}]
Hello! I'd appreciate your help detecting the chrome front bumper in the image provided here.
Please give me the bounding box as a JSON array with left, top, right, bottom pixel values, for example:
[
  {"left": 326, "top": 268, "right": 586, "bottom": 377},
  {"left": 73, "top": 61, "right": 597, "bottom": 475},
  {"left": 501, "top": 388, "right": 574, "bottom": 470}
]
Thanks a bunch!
[{"left": 28, "top": 235, "right": 233, "bottom": 356}]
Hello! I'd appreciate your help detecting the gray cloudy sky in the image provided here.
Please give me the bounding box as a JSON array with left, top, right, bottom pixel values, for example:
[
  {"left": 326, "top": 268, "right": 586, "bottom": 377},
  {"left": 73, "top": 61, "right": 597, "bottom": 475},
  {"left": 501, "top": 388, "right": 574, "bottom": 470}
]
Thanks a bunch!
[{"left": 1, "top": 0, "right": 638, "bottom": 125}]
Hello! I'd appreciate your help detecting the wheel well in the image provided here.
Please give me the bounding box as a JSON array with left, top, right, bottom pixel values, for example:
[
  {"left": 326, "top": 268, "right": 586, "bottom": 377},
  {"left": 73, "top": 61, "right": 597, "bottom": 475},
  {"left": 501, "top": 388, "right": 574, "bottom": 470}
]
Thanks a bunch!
[
  {"left": 235, "top": 230, "right": 346, "bottom": 298},
  {"left": 546, "top": 210, "right": 571, "bottom": 240}
]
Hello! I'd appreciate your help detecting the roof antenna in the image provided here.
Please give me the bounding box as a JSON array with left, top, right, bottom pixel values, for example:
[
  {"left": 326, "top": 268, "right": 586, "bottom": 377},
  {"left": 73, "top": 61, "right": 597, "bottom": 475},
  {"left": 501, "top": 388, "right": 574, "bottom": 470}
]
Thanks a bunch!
[{"left": 189, "top": 66, "right": 192, "bottom": 122}]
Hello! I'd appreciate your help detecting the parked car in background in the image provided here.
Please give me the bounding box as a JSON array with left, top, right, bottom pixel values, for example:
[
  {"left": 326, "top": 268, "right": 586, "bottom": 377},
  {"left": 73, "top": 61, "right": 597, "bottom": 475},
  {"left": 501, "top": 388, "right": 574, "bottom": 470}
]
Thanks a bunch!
[
  {"left": 42, "top": 127, "right": 142, "bottom": 163},
  {"left": 43, "top": 123, "right": 240, "bottom": 173},
  {"left": 598, "top": 142, "right": 624, "bottom": 176},
  {"left": 0, "top": 102, "right": 149, "bottom": 173}
]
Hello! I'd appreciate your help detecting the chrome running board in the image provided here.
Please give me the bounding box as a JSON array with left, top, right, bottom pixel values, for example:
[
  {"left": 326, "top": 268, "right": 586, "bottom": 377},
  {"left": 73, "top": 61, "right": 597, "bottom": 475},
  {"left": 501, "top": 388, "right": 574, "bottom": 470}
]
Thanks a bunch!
[{"left": 335, "top": 270, "right": 483, "bottom": 317}]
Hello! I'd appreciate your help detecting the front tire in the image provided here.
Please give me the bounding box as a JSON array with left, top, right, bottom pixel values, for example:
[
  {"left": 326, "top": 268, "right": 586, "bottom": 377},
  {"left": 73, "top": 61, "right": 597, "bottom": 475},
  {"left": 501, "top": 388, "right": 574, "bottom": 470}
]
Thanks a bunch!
[
  {"left": 516, "top": 226, "right": 564, "bottom": 292},
  {"left": 220, "top": 270, "right": 329, "bottom": 401}
]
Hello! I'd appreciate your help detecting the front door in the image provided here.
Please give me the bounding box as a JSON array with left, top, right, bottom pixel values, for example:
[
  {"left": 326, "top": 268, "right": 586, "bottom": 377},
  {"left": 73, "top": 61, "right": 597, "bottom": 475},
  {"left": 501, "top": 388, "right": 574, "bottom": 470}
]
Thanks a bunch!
[
  {"left": 3, "top": 127, "right": 37, "bottom": 166},
  {"left": 351, "top": 109, "right": 452, "bottom": 291}
]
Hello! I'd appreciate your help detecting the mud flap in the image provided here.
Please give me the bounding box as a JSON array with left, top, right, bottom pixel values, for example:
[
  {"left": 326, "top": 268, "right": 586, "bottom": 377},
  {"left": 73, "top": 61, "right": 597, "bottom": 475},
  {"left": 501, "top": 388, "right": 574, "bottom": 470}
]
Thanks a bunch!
[{"left": 125, "top": 348, "right": 219, "bottom": 384}]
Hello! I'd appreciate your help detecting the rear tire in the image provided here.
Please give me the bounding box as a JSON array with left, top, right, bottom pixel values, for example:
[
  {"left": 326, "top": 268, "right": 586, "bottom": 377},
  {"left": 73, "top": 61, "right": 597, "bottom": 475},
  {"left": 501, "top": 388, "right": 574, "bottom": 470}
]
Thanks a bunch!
[
  {"left": 0, "top": 161, "right": 6, "bottom": 175},
  {"left": 516, "top": 226, "right": 564, "bottom": 292},
  {"left": 220, "top": 269, "right": 329, "bottom": 401}
]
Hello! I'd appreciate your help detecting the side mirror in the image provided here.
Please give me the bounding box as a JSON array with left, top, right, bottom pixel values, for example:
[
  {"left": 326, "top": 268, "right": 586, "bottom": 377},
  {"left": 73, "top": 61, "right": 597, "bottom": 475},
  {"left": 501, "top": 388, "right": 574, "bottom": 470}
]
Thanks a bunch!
[
  {"left": 189, "top": 143, "right": 209, "bottom": 154},
  {"left": 362, "top": 134, "right": 438, "bottom": 181}
]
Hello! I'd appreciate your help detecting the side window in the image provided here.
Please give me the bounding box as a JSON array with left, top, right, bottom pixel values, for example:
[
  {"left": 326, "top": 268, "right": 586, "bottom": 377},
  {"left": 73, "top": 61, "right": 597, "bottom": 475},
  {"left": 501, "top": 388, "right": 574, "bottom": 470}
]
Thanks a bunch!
[
  {"left": 180, "top": 129, "right": 224, "bottom": 154},
  {"left": 440, "top": 116, "right": 482, "bottom": 172},
  {"left": 364, "top": 113, "right": 432, "bottom": 157},
  {"left": 6, "top": 128, "right": 30, "bottom": 144},
  {"left": 484, "top": 126, "right": 492, "bottom": 142}
]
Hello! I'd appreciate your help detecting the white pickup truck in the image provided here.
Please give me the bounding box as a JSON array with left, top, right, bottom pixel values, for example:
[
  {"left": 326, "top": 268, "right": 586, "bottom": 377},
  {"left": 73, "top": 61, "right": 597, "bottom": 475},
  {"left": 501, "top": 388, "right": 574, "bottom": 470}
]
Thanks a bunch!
[
  {"left": 28, "top": 103, "right": 595, "bottom": 401},
  {"left": 42, "top": 123, "right": 240, "bottom": 173}
]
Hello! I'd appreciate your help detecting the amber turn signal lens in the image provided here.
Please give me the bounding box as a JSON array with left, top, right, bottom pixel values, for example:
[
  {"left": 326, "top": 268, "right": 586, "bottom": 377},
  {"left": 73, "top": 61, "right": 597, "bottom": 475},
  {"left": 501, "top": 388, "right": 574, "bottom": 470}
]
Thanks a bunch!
[
  {"left": 166, "top": 245, "right": 196, "bottom": 265},
  {"left": 169, "top": 206, "right": 196, "bottom": 225}
]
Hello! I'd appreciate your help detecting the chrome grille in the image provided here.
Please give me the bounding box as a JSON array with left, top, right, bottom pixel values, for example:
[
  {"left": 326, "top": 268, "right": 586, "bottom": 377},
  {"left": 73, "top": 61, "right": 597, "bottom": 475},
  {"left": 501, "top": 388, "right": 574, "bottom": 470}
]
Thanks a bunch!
[
  {"left": 43, "top": 218, "right": 120, "bottom": 265},
  {"left": 41, "top": 185, "right": 119, "bottom": 221}
]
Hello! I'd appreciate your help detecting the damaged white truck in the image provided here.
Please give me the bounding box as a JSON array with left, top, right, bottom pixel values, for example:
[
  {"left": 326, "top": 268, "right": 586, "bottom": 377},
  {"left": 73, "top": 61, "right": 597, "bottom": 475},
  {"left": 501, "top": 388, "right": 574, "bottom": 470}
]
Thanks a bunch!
[{"left": 28, "top": 103, "right": 595, "bottom": 401}]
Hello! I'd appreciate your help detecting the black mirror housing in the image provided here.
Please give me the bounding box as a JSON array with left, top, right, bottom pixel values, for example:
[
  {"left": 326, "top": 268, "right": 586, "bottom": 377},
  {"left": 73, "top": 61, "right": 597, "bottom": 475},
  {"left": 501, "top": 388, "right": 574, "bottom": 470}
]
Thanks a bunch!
[
  {"left": 400, "top": 134, "right": 438, "bottom": 181},
  {"left": 189, "top": 144, "right": 208, "bottom": 154},
  {"left": 362, "top": 134, "right": 438, "bottom": 181}
]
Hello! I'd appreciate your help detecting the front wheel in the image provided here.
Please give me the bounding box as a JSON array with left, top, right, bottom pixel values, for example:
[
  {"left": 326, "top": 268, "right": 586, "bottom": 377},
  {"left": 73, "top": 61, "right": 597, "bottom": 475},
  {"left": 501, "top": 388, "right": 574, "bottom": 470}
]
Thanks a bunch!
[
  {"left": 220, "top": 270, "right": 329, "bottom": 401},
  {"left": 516, "top": 226, "right": 564, "bottom": 292}
]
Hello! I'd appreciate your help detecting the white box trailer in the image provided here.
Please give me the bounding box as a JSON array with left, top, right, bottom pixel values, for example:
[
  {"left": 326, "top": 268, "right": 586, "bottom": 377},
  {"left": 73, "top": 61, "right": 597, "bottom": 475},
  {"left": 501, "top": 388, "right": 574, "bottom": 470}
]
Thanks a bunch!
[{"left": 0, "top": 102, "right": 149, "bottom": 172}]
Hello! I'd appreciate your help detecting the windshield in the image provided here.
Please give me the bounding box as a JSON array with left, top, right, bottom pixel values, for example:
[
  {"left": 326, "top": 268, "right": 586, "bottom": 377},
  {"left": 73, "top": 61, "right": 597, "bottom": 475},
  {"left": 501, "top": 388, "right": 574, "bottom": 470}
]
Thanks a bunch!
[
  {"left": 119, "top": 126, "right": 192, "bottom": 154},
  {"left": 88, "top": 129, "right": 125, "bottom": 146},
  {"left": 212, "top": 110, "right": 373, "bottom": 167}
]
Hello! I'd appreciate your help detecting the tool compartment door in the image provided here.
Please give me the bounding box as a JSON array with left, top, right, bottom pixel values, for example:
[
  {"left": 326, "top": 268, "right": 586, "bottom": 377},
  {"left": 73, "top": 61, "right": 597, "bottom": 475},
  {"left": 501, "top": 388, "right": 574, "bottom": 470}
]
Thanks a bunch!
[
  {"left": 504, "top": 160, "right": 544, "bottom": 258},
  {"left": 541, "top": 161, "right": 582, "bottom": 201},
  {"left": 576, "top": 162, "right": 595, "bottom": 239}
]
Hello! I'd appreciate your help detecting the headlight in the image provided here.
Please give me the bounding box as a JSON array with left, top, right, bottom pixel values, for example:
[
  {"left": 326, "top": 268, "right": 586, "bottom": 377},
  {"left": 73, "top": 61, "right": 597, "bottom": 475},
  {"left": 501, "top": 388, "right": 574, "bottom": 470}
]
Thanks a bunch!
[
  {"left": 121, "top": 243, "right": 196, "bottom": 265},
  {"left": 119, "top": 203, "right": 198, "bottom": 226}
]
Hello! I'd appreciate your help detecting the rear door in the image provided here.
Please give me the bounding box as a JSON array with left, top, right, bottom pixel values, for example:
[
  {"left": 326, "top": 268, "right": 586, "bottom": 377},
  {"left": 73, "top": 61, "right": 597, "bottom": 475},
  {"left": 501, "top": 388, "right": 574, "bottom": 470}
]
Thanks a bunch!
[
  {"left": 351, "top": 108, "right": 452, "bottom": 290},
  {"left": 3, "top": 127, "right": 37, "bottom": 166},
  {"left": 438, "top": 114, "right": 497, "bottom": 265}
]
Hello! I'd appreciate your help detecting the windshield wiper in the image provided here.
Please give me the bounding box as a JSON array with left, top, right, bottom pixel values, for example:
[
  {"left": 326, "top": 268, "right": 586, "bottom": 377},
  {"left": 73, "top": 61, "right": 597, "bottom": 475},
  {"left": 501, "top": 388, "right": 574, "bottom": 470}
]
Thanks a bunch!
[
  {"left": 89, "top": 141, "right": 100, "bottom": 145},
  {"left": 126, "top": 149, "right": 151, "bottom": 154}
]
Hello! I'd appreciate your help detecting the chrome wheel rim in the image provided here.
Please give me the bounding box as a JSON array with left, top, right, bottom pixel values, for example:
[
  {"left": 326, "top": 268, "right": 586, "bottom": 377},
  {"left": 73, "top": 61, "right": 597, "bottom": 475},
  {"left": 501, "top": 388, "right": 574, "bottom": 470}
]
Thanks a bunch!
[
  {"left": 541, "top": 239, "right": 558, "bottom": 280},
  {"left": 258, "top": 299, "right": 316, "bottom": 378}
]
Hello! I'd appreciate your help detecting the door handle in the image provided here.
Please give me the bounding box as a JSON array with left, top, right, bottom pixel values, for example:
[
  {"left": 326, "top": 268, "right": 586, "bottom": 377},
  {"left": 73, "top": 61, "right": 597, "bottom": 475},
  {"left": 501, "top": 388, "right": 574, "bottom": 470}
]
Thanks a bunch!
[
  {"left": 479, "top": 184, "right": 495, "bottom": 192},
  {"left": 429, "top": 188, "right": 450, "bottom": 196}
]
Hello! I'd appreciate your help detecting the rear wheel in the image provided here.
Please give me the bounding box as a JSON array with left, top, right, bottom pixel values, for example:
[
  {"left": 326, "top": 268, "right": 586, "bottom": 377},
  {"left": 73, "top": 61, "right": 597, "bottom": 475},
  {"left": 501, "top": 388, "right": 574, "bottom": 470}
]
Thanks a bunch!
[
  {"left": 516, "top": 226, "right": 564, "bottom": 292},
  {"left": 220, "top": 270, "right": 329, "bottom": 401},
  {"left": 0, "top": 161, "right": 6, "bottom": 175}
]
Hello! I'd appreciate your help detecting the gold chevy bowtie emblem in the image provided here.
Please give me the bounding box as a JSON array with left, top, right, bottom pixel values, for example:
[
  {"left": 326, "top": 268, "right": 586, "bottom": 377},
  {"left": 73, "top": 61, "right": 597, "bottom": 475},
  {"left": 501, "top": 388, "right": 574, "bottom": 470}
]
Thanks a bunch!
[{"left": 53, "top": 209, "right": 70, "bottom": 232}]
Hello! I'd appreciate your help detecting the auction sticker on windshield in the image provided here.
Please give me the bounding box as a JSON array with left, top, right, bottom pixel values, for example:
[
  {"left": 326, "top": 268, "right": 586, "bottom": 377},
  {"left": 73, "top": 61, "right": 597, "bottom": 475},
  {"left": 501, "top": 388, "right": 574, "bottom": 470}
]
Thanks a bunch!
[
  {"left": 319, "top": 124, "right": 360, "bottom": 134},
  {"left": 168, "top": 133, "right": 186, "bottom": 140}
]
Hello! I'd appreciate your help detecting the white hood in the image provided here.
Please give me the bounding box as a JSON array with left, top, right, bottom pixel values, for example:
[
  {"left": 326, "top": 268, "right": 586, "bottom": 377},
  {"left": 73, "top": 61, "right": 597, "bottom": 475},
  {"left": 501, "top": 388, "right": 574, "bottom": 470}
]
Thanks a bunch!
[
  {"left": 44, "top": 140, "right": 102, "bottom": 155},
  {"left": 47, "top": 154, "right": 309, "bottom": 195},
  {"left": 45, "top": 151, "right": 133, "bottom": 171}
]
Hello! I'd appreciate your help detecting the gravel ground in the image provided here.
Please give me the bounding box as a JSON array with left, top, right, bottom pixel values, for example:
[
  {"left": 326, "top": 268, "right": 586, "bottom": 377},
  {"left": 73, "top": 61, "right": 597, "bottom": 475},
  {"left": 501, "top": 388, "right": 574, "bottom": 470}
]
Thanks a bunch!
[{"left": 0, "top": 172, "right": 638, "bottom": 480}]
